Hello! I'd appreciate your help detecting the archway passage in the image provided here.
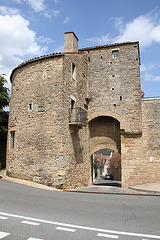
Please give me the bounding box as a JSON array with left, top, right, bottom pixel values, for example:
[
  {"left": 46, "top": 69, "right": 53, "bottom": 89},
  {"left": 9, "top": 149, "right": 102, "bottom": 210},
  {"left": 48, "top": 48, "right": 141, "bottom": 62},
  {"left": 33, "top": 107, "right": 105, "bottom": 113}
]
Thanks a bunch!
[{"left": 89, "top": 116, "right": 121, "bottom": 186}]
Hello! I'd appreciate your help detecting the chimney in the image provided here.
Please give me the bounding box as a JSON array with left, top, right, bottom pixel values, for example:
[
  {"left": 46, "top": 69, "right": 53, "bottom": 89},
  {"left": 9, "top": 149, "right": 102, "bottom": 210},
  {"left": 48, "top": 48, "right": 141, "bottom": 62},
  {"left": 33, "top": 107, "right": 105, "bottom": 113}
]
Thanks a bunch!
[{"left": 64, "top": 31, "right": 78, "bottom": 53}]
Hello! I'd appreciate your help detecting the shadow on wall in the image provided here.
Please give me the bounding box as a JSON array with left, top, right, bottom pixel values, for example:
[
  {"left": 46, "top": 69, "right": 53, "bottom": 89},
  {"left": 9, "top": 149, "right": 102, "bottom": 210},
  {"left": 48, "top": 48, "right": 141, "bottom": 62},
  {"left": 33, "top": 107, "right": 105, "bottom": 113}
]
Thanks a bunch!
[
  {"left": 71, "top": 129, "right": 83, "bottom": 164},
  {"left": 89, "top": 116, "right": 121, "bottom": 154}
]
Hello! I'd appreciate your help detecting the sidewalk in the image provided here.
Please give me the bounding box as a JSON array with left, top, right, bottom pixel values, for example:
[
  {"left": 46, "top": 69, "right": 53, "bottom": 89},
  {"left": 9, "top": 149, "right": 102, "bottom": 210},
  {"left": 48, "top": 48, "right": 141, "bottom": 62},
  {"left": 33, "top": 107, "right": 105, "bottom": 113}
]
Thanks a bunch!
[
  {"left": 66, "top": 183, "right": 160, "bottom": 196},
  {"left": 1, "top": 169, "right": 160, "bottom": 196}
]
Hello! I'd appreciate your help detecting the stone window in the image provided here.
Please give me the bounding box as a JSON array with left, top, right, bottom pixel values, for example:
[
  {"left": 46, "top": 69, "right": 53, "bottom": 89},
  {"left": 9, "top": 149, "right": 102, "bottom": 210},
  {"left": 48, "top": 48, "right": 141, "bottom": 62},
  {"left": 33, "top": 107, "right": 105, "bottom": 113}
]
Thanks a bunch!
[
  {"left": 29, "top": 103, "right": 32, "bottom": 110},
  {"left": 70, "top": 95, "right": 76, "bottom": 110},
  {"left": 71, "top": 62, "right": 76, "bottom": 87},
  {"left": 71, "top": 99, "right": 75, "bottom": 110},
  {"left": 112, "top": 49, "right": 119, "bottom": 59},
  {"left": 10, "top": 131, "right": 15, "bottom": 149}
]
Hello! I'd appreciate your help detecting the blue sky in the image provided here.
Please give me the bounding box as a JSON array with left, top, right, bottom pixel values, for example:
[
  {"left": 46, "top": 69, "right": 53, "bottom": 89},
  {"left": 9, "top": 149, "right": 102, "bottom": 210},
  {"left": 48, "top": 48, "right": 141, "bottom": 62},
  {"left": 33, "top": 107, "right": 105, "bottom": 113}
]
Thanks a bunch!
[{"left": 0, "top": 0, "right": 160, "bottom": 97}]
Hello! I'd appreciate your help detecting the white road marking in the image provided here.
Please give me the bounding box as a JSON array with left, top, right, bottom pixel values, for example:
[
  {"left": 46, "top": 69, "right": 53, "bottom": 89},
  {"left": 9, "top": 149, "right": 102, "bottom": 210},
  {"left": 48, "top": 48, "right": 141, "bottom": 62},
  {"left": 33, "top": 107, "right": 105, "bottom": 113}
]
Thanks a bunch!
[
  {"left": 0, "top": 232, "right": 10, "bottom": 239},
  {"left": 0, "top": 216, "right": 8, "bottom": 220},
  {"left": 27, "top": 238, "right": 44, "bottom": 240},
  {"left": 56, "top": 227, "right": 76, "bottom": 232},
  {"left": 0, "top": 212, "right": 160, "bottom": 239},
  {"left": 21, "top": 220, "right": 40, "bottom": 226},
  {"left": 97, "top": 233, "right": 119, "bottom": 238}
]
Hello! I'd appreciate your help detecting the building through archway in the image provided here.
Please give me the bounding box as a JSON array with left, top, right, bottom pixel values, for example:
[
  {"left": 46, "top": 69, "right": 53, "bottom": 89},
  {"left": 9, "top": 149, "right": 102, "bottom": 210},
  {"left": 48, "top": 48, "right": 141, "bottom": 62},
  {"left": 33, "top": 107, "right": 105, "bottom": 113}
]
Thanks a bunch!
[{"left": 89, "top": 116, "right": 121, "bottom": 184}]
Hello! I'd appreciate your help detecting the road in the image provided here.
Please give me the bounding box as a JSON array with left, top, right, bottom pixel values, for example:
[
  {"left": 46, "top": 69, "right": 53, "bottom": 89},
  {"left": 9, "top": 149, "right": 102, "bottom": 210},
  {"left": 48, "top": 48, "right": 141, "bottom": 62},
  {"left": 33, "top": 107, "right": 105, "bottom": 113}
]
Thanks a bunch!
[{"left": 0, "top": 179, "right": 160, "bottom": 240}]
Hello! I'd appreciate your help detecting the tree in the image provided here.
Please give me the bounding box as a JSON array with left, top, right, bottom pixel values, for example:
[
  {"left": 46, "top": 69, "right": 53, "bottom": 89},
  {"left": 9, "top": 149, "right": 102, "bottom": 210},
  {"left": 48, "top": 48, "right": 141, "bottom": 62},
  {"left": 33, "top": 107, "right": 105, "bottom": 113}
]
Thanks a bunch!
[
  {"left": 0, "top": 74, "right": 10, "bottom": 133},
  {"left": 0, "top": 74, "right": 10, "bottom": 169}
]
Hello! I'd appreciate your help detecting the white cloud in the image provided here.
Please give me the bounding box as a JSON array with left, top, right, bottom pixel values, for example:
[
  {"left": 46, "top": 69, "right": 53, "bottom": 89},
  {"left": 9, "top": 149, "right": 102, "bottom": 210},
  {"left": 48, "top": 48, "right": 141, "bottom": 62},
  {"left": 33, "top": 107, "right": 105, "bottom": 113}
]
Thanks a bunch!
[
  {"left": 154, "top": 76, "right": 160, "bottom": 81},
  {"left": 143, "top": 74, "right": 160, "bottom": 81},
  {"left": 86, "top": 34, "right": 111, "bottom": 45},
  {"left": 23, "top": 1, "right": 60, "bottom": 19},
  {"left": 114, "top": 15, "right": 160, "bottom": 47},
  {"left": 110, "top": 17, "right": 124, "bottom": 32},
  {"left": 140, "top": 63, "right": 159, "bottom": 73},
  {"left": 0, "top": 14, "right": 47, "bottom": 89},
  {"left": 87, "top": 13, "right": 160, "bottom": 48},
  {"left": 25, "top": 0, "right": 46, "bottom": 12},
  {"left": 63, "top": 16, "right": 70, "bottom": 24},
  {"left": 140, "top": 64, "right": 147, "bottom": 72},
  {"left": 53, "top": 9, "right": 60, "bottom": 17},
  {"left": 0, "top": 6, "right": 20, "bottom": 15},
  {"left": 12, "top": 0, "right": 22, "bottom": 3},
  {"left": 37, "top": 36, "right": 54, "bottom": 44}
]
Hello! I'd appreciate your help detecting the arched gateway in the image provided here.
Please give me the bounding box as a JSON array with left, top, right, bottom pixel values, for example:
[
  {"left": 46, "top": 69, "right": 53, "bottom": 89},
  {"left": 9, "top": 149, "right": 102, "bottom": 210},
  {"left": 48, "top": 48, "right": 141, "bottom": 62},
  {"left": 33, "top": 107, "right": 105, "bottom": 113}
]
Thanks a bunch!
[
  {"left": 89, "top": 116, "right": 121, "bottom": 156},
  {"left": 89, "top": 116, "right": 121, "bottom": 182}
]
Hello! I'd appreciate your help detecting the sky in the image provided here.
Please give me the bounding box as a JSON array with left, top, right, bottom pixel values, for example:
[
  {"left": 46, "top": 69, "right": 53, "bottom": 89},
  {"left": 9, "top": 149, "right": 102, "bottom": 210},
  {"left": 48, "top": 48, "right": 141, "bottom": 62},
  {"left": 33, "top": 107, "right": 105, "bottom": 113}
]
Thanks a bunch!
[{"left": 0, "top": 0, "right": 160, "bottom": 97}]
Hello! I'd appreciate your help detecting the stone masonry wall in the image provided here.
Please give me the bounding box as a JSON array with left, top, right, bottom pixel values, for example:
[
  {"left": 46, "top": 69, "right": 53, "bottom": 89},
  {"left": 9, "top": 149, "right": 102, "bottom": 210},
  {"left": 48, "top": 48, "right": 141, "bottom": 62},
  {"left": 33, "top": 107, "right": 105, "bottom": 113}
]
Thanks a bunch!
[
  {"left": 85, "top": 43, "right": 142, "bottom": 133},
  {"left": 7, "top": 56, "right": 67, "bottom": 188},
  {"left": 62, "top": 52, "right": 92, "bottom": 189},
  {"left": 121, "top": 98, "right": 160, "bottom": 187}
]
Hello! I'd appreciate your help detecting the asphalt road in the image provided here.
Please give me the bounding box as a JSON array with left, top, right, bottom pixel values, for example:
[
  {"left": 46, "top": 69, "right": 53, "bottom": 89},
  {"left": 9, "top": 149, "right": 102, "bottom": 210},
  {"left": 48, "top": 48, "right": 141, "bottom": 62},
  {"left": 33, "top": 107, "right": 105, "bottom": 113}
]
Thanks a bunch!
[{"left": 0, "top": 179, "right": 160, "bottom": 240}]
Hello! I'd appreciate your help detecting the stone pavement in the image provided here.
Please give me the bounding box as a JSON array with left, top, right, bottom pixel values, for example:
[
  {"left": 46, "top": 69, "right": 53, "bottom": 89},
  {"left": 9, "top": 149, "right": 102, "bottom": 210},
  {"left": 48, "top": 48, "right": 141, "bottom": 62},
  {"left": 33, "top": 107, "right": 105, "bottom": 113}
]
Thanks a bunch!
[{"left": 1, "top": 170, "right": 160, "bottom": 196}]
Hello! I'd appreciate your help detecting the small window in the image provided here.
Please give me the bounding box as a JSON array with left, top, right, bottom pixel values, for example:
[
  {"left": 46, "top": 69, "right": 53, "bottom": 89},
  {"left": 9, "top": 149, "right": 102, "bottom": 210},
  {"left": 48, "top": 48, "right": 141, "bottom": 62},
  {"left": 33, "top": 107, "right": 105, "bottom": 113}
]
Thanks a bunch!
[
  {"left": 71, "top": 63, "right": 76, "bottom": 87},
  {"left": 29, "top": 103, "right": 32, "bottom": 110},
  {"left": 71, "top": 99, "right": 75, "bottom": 110},
  {"left": 120, "top": 96, "right": 122, "bottom": 101},
  {"left": 11, "top": 131, "right": 15, "bottom": 149},
  {"left": 112, "top": 50, "right": 119, "bottom": 59}
]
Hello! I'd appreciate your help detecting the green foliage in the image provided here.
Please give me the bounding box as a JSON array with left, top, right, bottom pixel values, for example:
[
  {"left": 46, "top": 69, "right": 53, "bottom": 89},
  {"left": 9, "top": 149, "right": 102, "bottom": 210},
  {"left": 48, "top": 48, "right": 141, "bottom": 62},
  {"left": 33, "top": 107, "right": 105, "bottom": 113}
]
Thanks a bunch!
[
  {"left": 0, "top": 75, "right": 10, "bottom": 109},
  {"left": 0, "top": 74, "right": 10, "bottom": 133},
  {"left": 95, "top": 149, "right": 114, "bottom": 156},
  {"left": 0, "top": 111, "right": 9, "bottom": 133}
]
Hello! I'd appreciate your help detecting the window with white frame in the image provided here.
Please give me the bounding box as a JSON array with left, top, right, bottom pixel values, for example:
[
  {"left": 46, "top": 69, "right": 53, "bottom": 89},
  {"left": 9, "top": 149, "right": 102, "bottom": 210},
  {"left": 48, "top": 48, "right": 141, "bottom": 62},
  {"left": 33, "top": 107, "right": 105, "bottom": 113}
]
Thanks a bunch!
[{"left": 112, "top": 49, "right": 119, "bottom": 59}]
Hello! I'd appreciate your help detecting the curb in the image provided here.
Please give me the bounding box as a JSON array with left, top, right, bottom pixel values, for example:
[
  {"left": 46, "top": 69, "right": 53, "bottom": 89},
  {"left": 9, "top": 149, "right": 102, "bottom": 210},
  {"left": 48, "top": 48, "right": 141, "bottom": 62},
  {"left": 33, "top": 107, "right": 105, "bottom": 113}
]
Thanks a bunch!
[
  {"left": 1, "top": 170, "right": 160, "bottom": 196},
  {"left": 129, "top": 186, "right": 160, "bottom": 195},
  {"left": 64, "top": 189, "right": 160, "bottom": 197}
]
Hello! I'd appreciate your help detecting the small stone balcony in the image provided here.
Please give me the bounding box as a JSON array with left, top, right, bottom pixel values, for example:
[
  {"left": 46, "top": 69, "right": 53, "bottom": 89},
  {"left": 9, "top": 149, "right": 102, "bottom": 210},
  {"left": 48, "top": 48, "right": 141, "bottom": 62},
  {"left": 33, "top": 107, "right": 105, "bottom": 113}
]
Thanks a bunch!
[{"left": 68, "top": 107, "right": 87, "bottom": 128}]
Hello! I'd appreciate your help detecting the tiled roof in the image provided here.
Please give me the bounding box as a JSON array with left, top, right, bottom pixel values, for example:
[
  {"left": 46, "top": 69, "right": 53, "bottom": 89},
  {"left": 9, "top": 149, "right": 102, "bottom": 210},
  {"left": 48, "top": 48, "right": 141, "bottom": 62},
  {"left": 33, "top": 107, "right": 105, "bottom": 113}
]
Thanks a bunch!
[
  {"left": 18, "top": 52, "right": 64, "bottom": 67},
  {"left": 10, "top": 40, "right": 139, "bottom": 81},
  {"left": 80, "top": 41, "right": 139, "bottom": 52},
  {"left": 10, "top": 52, "right": 64, "bottom": 81},
  {"left": 109, "top": 153, "right": 121, "bottom": 168}
]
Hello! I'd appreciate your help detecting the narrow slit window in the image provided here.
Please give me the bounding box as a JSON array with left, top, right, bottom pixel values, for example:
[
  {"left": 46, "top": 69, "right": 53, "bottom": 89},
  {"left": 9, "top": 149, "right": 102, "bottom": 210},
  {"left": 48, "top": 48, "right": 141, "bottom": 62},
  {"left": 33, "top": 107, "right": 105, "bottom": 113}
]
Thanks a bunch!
[
  {"left": 71, "top": 63, "right": 76, "bottom": 87},
  {"left": 11, "top": 131, "right": 15, "bottom": 149},
  {"left": 29, "top": 103, "right": 32, "bottom": 110},
  {"left": 71, "top": 99, "right": 75, "bottom": 110},
  {"left": 120, "top": 96, "right": 122, "bottom": 100}
]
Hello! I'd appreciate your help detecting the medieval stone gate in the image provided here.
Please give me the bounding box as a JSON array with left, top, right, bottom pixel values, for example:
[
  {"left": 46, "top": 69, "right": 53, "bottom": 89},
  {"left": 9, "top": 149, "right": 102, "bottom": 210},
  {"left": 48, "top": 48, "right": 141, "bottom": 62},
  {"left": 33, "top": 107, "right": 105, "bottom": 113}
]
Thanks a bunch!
[{"left": 6, "top": 31, "right": 160, "bottom": 189}]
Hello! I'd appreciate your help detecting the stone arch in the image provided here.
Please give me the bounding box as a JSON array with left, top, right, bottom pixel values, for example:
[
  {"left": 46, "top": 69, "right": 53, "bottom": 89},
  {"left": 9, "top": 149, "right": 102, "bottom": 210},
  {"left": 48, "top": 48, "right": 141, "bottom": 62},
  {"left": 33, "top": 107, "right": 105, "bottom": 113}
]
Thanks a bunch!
[
  {"left": 88, "top": 112, "right": 121, "bottom": 125},
  {"left": 89, "top": 116, "right": 121, "bottom": 182},
  {"left": 89, "top": 116, "right": 121, "bottom": 156}
]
